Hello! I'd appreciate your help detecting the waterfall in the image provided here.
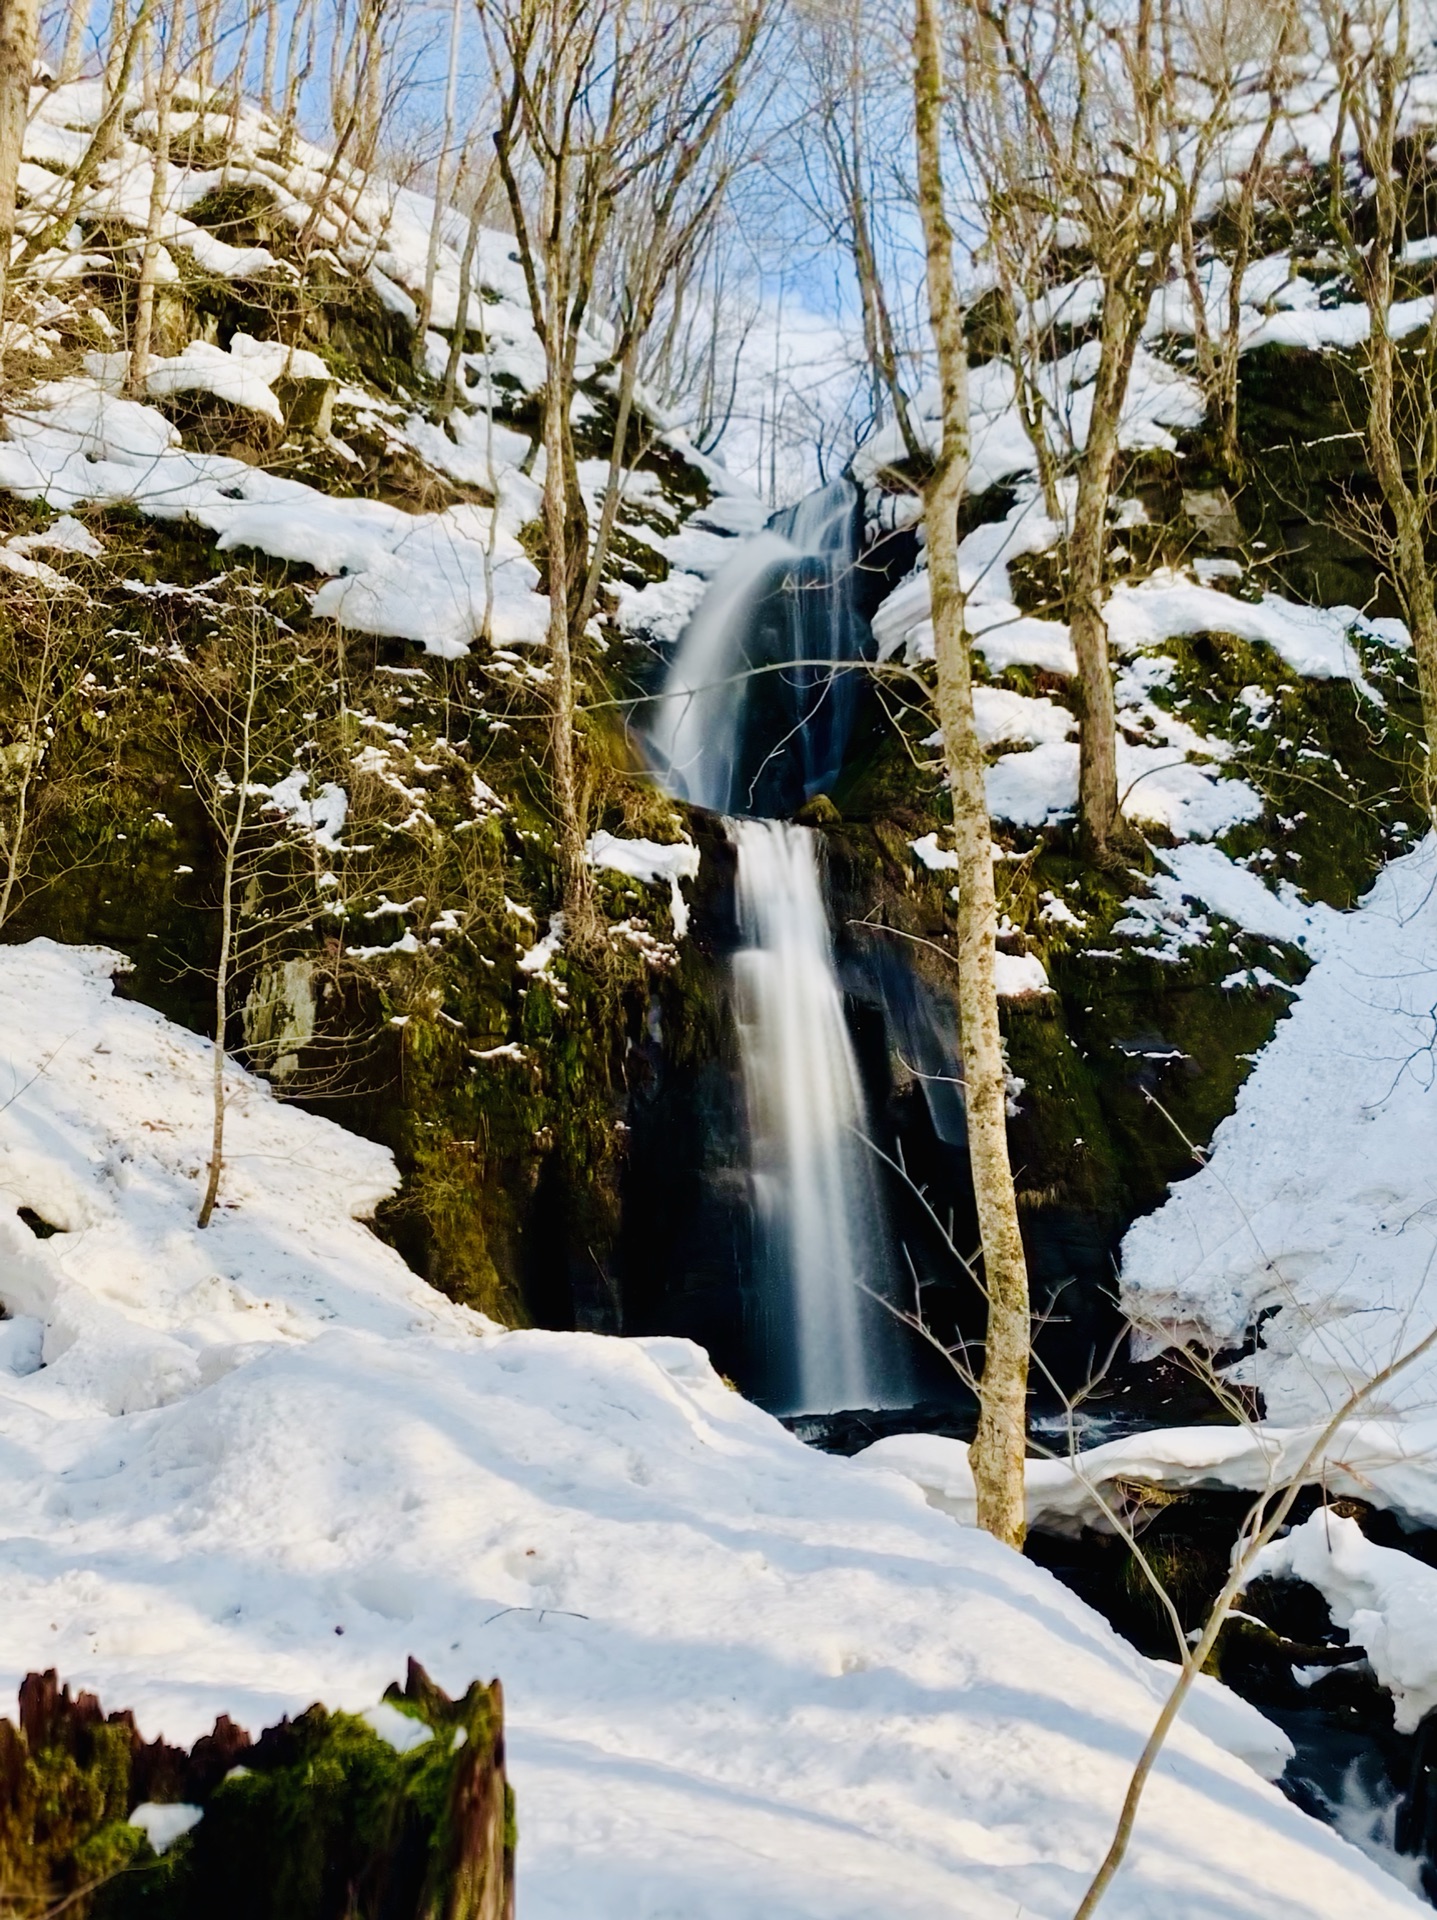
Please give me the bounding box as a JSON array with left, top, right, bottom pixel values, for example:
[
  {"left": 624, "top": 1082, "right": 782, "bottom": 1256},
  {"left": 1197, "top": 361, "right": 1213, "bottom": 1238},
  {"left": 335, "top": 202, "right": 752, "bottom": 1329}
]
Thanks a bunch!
[
  {"left": 649, "top": 479, "right": 913, "bottom": 1416},
  {"left": 731, "top": 818, "right": 910, "bottom": 1415},
  {"left": 649, "top": 478, "right": 870, "bottom": 817}
]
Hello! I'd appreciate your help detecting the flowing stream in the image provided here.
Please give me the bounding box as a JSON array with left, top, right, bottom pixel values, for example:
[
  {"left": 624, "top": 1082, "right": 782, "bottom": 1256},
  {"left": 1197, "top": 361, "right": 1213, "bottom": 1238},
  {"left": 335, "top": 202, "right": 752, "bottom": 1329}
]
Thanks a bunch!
[{"left": 650, "top": 479, "right": 911, "bottom": 1416}]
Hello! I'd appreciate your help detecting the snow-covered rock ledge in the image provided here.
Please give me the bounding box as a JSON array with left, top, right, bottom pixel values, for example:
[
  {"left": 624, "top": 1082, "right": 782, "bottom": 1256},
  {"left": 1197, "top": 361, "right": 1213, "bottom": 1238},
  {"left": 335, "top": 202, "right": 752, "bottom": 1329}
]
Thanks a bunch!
[
  {"left": 0, "top": 939, "right": 1425, "bottom": 1917},
  {"left": 856, "top": 1419, "right": 1437, "bottom": 1536}
]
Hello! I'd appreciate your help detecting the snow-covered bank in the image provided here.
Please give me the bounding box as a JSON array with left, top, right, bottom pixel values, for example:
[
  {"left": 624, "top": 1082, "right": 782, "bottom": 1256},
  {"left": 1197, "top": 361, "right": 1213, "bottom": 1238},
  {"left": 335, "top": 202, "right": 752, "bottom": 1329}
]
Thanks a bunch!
[
  {"left": 1119, "top": 835, "right": 1437, "bottom": 1426},
  {"left": 0, "top": 938, "right": 1425, "bottom": 1918},
  {"left": 857, "top": 1418, "right": 1437, "bottom": 1535},
  {"left": 1251, "top": 1512, "right": 1437, "bottom": 1734}
]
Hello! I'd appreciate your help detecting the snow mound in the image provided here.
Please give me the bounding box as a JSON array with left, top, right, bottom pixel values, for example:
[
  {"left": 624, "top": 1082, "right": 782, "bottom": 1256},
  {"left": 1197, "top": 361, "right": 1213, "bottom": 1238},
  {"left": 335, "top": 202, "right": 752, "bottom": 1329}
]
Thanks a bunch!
[
  {"left": 1120, "top": 836, "right": 1437, "bottom": 1425},
  {"left": 1251, "top": 1512, "right": 1437, "bottom": 1732},
  {"left": 987, "top": 738, "right": 1262, "bottom": 839},
  {"left": 0, "top": 940, "right": 474, "bottom": 1417},
  {"left": 0, "top": 939, "right": 1424, "bottom": 1917}
]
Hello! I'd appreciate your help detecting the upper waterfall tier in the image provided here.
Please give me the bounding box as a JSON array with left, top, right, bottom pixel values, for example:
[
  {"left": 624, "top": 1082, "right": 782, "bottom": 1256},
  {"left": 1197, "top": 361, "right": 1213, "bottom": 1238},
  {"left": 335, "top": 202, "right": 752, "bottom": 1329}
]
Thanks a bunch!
[{"left": 648, "top": 478, "right": 871, "bottom": 816}]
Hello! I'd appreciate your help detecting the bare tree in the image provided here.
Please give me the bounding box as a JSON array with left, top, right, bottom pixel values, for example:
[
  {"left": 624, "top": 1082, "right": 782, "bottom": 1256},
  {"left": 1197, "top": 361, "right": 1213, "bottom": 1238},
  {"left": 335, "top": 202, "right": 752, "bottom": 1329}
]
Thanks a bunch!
[
  {"left": 59, "top": 0, "right": 91, "bottom": 81},
  {"left": 911, "top": 0, "right": 1031, "bottom": 1548},
  {"left": 961, "top": 0, "right": 1211, "bottom": 859},
  {"left": 128, "top": 0, "right": 182, "bottom": 394},
  {"left": 17, "top": 0, "right": 153, "bottom": 271},
  {"left": 479, "top": 0, "right": 767, "bottom": 944},
  {"left": 789, "top": 0, "right": 926, "bottom": 466},
  {"left": 170, "top": 608, "right": 344, "bottom": 1227},
  {"left": 1167, "top": 0, "right": 1300, "bottom": 471},
  {"left": 413, "top": 0, "right": 466, "bottom": 360},
  {"left": 1322, "top": 0, "right": 1437, "bottom": 811}
]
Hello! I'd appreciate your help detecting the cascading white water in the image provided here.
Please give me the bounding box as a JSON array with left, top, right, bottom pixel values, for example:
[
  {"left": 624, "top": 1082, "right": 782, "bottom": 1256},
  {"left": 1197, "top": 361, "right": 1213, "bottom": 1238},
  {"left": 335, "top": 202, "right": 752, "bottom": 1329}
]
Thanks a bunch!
[
  {"left": 730, "top": 818, "right": 910, "bottom": 1415},
  {"left": 648, "top": 479, "right": 912, "bottom": 1416},
  {"left": 649, "top": 478, "right": 868, "bottom": 815},
  {"left": 648, "top": 528, "right": 793, "bottom": 812}
]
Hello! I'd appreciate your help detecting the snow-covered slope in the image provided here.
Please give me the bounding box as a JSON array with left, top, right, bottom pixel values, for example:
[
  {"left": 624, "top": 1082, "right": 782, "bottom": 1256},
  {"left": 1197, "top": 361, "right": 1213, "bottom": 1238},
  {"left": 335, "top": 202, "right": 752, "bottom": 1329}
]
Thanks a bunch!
[
  {"left": 1120, "top": 835, "right": 1437, "bottom": 1426},
  {"left": 2, "top": 78, "right": 755, "bottom": 657},
  {"left": 0, "top": 936, "right": 1425, "bottom": 1918}
]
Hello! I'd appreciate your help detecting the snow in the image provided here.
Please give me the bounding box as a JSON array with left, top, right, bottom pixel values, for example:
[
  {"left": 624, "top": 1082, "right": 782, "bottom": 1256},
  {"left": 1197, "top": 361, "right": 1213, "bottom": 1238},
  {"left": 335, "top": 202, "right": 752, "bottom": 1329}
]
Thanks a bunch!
[
  {"left": 1145, "top": 844, "right": 1336, "bottom": 953},
  {"left": 129, "top": 1802, "right": 204, "bottom": 1854},
  {"left": 0, "top": 380, "right": 547, "bottom": 655},
  {"left": 1120, "top": 835, "right": 1437, "bottom": 1424},
  {"left": 1250, "top": 1512, "right": 1437, "bottom": 1733},
  {"left": 872, "top": 487, "right": 1074, "bottom": 674},
  {"left": 85, "top": 334, "right": 329, "bottom": 426},
  {"left": 363, "top": 1700, "right": 437, "bottom": 1754},
  {"left": 1241, "top": 296, "right": 1436, "bottom": 355},
  {"left": 613, "top": 569, "right": 710, "bottom": 645},
  {"left": 910, "top": 831, "right": 959, "bottom": 872},
  {"left": 0, "top": 936, "right": 1426, "bottom": 1919},
  {"left": 874, "top": 514, "right": 1379, "bottom": 710},
  {"left": 994, "top": 951, "right": 1053, "bottom": 998},
  {"left": 856, "top": 345, "right": 1204, "bottom": 498},
  {"left": 1104, "top": 573, "right": 1385, "bottom": 697},
  {"left": 262, "top": 769, "right": 348, "bottom": 851},
  {"left": 986, "top": 738, "right": 1262, "bottom": 839},
  {"left": 0, "top": 81, "right": 713, "bottom": 668},
  {"left": 585, "top": 830, "right": 699, "bottom": 936},
  {"left": 973, "top": 687, "right": 1076, "bottom": 749},
  {"left": 8, "top": 511, "right": 104, "bottom": 558},
  {"left": 856, "top": 1421, "right": 1437, "bottom": 1537}
]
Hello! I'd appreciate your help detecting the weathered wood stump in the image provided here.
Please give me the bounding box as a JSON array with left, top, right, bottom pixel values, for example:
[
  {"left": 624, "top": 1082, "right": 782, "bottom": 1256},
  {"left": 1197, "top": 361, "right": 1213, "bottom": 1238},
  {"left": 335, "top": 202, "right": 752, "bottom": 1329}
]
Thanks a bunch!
[{"left": 0, "top": 1661, "right": 515, "bottom": 1919}]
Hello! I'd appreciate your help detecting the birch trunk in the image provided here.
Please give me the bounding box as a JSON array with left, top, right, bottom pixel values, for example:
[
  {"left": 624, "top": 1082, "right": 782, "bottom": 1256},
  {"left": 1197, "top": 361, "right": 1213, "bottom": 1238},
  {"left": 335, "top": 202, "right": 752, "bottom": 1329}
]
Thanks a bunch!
[
  {"left": 913, "top": 0, "right": 1029, "bottom": 1550},
  {"left": 540, "top": 321, "right": 596, "bottom": 946},
  {"left": 440, "top": 182, "right": 482, "bottom": 419},
  {"left": 414, "top": 0, "right": 463, "bottom": 364},
  {"left": 60, "top": 0, "right": 89, "bottom": 81},
  {"left": 129, "top": 0, "right": 179, "bottom": 395},
  {"left": 0, "top": 0, "right": 40, "bottom": 334},
  {"left": 1068, "top": 278, "right": 1143, "bottom": 861}
]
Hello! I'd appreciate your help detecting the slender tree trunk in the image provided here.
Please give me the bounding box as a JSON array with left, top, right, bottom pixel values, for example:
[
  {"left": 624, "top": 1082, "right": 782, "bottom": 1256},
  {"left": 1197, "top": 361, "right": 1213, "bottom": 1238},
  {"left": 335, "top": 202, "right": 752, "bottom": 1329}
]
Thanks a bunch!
[
  {"left": 913, "top": 0, "right": 1029, "bottom": 1550},
  {"left": 355, "top": 9, "right": 383, "bottom": 171},
  {"left": 1367, "top": 319, "right": 1437, "bottom": 794},
  {"left": 198, "top": 799, "right": 242, "bottom": 1231},
  {"left": 104, "top": 0, "right": 128, "bottom": 88},
  {"left": 1328, "top": 1, "right": 1437, "bottom": 812},
  {"left": 994, "top": 283, "right": 1062, "bottom": 520},
  {"left": 573, "top": 338, "right": 640, "bottom": 637},
  {"left": 198, "top": 657, "right": 257, "bottom": 1230},
  {"left": 0, "top": 0, "right": 41, "bottom": 335},
  {"left": 0, "top": 723, "right": 34, "bottom": 928},
  {"left": 197, "top": 852, "right": 234, "bottom": 1228},
  {"left": 440, "top": 181, "right": 481, "bottom": 418},
  {"left": 196, "top": 0, "right": 217, "bottom": 92},
  {"left": 1218, "top": 101, "right": 1279, "bottom": 471},
  {"left": 414, "top": 0, "right": 462, "bottom": 364},
  {"left": 540, "top": 337, "right": 596, "bottom": 945},
  {"left": 129, "top": 0, "right": 178, "bottom": 396},
  {"left": 60, "top": 0, "right": 89, "bottom": 81},
  {"left": 281, "top": 0, "right": 314, "bottom": 154},
  {"left": 261, "top": 0, "right": 279, "bottom": 113},
  {"left": 1069, "top": 281, "right": 1141, "bottom": 861}
]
